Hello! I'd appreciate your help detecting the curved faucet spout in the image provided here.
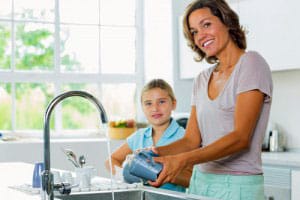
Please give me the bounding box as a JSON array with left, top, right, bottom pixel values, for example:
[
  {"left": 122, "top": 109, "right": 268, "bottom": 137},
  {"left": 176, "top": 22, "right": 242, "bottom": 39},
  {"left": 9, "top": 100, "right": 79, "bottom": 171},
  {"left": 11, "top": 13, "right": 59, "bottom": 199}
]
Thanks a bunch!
[{"left": 42, "top": 91, "right": 108, "bottom": 200}]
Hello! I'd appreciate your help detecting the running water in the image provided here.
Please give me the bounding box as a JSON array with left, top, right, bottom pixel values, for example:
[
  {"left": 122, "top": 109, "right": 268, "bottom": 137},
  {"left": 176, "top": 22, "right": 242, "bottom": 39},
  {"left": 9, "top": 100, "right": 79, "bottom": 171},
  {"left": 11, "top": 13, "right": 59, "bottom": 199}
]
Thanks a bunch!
[{"left": 103, "top": 123, "right": 115, "bottom": 200}]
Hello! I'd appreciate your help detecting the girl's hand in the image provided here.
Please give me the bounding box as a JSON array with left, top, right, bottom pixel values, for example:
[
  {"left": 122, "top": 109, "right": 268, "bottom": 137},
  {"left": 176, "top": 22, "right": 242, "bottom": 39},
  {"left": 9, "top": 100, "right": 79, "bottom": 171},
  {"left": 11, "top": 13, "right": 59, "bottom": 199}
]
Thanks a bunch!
[
  {"left": 148, "top": 154, "right": 187, "bottom": 187},
  {"left": 151, "top": 146, "right": 159, "bottom": 155},
  {"left": 134, "top": 146, "right": 155, "bottom": 154},
  {"left": 105, "top": 158, "right": 118, "bottom": 175}
]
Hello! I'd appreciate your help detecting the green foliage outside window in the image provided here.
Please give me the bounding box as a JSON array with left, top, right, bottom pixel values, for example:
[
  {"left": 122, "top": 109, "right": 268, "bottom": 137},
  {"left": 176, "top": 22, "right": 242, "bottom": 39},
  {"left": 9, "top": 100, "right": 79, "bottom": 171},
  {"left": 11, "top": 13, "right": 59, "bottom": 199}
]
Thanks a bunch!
[
  {"left": 0, "top": 18, "right": 93, "bottom": 131},
  {"left": 0, "top": 25, "right": 10, "bottom": 69}
]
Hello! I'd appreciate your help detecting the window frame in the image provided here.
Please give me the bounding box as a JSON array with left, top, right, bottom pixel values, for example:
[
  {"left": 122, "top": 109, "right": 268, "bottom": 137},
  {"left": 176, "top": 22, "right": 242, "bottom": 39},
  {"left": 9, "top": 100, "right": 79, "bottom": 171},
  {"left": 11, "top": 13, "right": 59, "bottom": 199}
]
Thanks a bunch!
[{"left": 0, "top": 0, "right": 145, "bottom": 138}]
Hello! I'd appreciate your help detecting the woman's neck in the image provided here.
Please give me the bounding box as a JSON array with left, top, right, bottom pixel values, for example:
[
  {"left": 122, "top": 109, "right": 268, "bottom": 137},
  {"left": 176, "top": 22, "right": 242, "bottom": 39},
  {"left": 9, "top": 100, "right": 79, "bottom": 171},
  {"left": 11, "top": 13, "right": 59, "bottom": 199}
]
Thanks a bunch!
[{"left": 216, "top": 41, "right": 245, "bottom": 72}]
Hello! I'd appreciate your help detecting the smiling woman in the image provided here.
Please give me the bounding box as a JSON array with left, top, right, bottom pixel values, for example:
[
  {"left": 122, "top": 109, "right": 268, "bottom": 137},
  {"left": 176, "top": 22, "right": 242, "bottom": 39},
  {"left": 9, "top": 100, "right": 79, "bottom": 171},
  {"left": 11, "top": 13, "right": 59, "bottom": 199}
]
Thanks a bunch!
[{"left": 0, "top": 0, "right": 142, "bottom": 137}]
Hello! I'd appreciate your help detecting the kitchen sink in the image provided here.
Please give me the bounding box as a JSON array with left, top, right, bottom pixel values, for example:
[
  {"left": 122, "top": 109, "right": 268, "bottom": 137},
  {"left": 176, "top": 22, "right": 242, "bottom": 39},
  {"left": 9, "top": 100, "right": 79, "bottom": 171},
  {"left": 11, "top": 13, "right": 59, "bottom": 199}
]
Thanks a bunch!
[{"left": 55, "top": 188, "right": 214, "bottom": 200}]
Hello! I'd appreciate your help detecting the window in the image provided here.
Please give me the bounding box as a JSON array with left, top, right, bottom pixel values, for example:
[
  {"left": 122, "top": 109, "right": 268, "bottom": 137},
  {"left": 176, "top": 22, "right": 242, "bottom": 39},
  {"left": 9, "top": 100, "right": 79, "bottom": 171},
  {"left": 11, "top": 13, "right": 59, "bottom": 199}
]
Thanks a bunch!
[{"left": 0, "top": 0, "right": 143, "bottom": 137}]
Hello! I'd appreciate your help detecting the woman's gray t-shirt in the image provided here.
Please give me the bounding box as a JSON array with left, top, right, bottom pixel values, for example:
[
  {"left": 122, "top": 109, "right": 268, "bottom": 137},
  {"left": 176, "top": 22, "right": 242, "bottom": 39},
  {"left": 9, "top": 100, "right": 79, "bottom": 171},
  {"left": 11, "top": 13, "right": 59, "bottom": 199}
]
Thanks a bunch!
[{"left": 191, "top": 51, "right": 273, "bottom": 175}]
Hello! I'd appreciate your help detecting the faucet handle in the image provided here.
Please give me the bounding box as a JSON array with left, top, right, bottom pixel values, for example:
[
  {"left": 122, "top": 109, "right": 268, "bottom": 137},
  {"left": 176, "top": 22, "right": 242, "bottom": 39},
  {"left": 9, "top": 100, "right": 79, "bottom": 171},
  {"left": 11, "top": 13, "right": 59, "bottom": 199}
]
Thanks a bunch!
[{"left": 54, "top": 182, "right": 77, "bottom": 195}]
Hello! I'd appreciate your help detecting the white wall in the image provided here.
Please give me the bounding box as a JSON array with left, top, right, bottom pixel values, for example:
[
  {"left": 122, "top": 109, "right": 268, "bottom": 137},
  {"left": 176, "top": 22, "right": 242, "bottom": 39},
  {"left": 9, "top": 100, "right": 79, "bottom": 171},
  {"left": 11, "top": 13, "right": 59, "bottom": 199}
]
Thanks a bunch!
[
  {"left": 171, "top": 0, "right": 300, "bottom": 149},
  {"left": 172, "top": 0, "right": 194, "bottom": 113},
  {"left": 271, "top": 70, "right": 300, "bottom": 149}
]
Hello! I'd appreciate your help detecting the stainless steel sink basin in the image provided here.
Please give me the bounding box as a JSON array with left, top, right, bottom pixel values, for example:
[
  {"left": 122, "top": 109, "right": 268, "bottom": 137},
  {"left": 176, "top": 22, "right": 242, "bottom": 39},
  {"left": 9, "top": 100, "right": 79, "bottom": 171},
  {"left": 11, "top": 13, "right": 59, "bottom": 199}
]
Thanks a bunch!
[{"left": 55, "top": 188, "right": 215, "bottom": 200}]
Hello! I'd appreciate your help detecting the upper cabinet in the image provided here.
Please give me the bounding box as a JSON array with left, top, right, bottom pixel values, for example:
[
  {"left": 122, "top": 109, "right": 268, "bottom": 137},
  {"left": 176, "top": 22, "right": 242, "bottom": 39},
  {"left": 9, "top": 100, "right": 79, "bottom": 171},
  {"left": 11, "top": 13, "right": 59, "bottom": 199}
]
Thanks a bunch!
[
  {"left": 178, "top": 16, "right": 213, "bottom": 79},
  {"left": 230, "top": 0, "right": 300, "bottom": 71}
]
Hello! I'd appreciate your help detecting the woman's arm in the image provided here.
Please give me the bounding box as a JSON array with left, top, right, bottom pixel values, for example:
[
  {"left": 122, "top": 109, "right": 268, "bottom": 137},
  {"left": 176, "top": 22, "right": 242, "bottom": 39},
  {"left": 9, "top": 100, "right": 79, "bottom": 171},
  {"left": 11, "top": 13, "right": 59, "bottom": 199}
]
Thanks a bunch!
[
  {"left": 105, "top": 142, "right": 132, "bottom": 175},
  {"left": 183, "top": 89, "right": 265, "bottom": 165},
  {"left": 150, "top": 89, "right": 264, "bottom": 186}
]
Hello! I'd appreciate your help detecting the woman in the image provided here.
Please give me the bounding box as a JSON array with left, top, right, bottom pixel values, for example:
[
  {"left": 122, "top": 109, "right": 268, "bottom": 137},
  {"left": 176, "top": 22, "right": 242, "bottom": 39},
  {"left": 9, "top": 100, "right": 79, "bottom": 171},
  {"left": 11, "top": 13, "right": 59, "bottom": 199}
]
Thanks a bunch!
[
  {"left": 149, "top": 0, "right": 273, "bottom": 199},
  {"left": 105, "top": 79, "right": 191, "bottom": 192}
]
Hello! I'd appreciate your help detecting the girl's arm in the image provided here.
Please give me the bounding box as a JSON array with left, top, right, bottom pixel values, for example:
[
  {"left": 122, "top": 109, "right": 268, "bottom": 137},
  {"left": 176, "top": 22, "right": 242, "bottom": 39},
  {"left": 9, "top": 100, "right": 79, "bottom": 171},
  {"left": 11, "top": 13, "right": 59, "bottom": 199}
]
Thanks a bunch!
[{"left": 105, "top": 142, "right": 132, "bottom": 175}]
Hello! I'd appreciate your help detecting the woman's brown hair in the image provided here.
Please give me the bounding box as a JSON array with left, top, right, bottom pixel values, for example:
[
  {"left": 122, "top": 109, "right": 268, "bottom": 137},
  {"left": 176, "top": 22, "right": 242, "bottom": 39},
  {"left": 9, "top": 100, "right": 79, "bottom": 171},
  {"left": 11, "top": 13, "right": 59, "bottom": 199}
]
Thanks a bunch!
[{"left": 182, "top": 0, "right": 246, "bottom": 63}]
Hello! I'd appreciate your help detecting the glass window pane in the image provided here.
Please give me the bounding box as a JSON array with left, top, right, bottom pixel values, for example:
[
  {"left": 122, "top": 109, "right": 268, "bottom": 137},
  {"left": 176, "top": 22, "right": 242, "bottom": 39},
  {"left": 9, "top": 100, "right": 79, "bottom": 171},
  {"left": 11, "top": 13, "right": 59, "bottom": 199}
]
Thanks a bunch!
[
  {"left": 14, "top": 0, "right": 54, "bottom": 21},
  {"left": 61, "top": 25, "right": 99, "bottom": 73},
  {"left": 100, "top": 0, "right": 135, "bottom": 26},
  {"left": 101, "top": 27, "right": 135, "bottom": 74},
  {"left": 15, "top": 83, "right": 54, "bottom": 130},
  {"left": 0, "top": 23, "right": 11, "bottom": 70},
  {"left": 60, "top": 0, "right": 99, "bottom": 24},
  {"left": 15, "top": 22, "right": 54, "bottom": 71},
  {"left": 102, "top": 83, "right": 136, "bottom": 120},
  {"left": 0, "top": 0, "right": 12, "bottom": 19},
  {"left": 61, "top": 84, "right": 100, "bottom": 130},
  {"left": 0, "top": 83, "right": 12, "bottom": 130}
]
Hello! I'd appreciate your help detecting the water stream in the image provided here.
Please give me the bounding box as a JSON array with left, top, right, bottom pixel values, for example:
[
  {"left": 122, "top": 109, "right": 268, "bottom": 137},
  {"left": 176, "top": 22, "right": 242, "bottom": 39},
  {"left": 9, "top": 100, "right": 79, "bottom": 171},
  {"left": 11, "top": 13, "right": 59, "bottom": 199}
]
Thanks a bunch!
[{"left": 104, "top": 123, "right": 115, "bottom": 200}]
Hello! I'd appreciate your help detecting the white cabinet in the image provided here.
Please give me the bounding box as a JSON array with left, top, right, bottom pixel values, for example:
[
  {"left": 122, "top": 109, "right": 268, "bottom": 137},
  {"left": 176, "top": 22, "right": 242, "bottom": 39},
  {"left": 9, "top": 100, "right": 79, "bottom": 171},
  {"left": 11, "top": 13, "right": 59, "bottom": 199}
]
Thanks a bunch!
[
  {"left": 263, "top": 166, "right": 291, "bottom": 200},
  {"left": 292, "top": 170, "right": 300, "bottom": 200},
  {"left": 178, "top": 16, "right": 213, "bottom": 79},
  {"left": 230, "top": 0, "right": 300, "bottom": 71}
]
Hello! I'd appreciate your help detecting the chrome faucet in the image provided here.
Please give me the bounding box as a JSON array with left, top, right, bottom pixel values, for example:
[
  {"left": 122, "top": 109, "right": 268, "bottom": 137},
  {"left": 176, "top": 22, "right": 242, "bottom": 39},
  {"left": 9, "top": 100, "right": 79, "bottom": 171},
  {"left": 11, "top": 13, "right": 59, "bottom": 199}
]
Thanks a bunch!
[{"left": 41, "top": 91, "right": 108, "bottom": 200}]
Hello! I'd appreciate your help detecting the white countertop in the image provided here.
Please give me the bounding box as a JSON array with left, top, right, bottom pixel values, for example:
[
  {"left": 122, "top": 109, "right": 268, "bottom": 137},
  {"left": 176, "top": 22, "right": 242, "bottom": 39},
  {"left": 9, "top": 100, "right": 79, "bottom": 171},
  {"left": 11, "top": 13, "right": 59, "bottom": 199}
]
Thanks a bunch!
[
  {"left": 0, "top": 162, "right": 42, "bottom": 200},
  {"left": 262, "top": 151, "right": 300, "bottom": 168},
  {"left": 0, "top": 162, "right": 136, "bottom": 200}
]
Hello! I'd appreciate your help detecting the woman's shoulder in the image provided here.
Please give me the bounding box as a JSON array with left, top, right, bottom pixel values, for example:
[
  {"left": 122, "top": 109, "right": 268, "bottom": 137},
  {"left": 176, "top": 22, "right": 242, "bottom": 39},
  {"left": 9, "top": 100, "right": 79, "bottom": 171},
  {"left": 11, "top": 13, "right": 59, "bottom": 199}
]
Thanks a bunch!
[
  {"left": 243, "top": 51, "right": 269, "bottom": 66},
  {"left": 240, "top": 50, "right": 271, "bottom": 72}
]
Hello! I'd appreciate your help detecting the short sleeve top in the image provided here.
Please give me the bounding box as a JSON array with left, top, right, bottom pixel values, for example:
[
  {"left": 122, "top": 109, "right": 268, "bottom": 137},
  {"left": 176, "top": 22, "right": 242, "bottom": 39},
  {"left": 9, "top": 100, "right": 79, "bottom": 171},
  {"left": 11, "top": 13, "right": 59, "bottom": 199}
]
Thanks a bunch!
[{"left": 191, "top": 51, "right": 273, "bottom": 174}]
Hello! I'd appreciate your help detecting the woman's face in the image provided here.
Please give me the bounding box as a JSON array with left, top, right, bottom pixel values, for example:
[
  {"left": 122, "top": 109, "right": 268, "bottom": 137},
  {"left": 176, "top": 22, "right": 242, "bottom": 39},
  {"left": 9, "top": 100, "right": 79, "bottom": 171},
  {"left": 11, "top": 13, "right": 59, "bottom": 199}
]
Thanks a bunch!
[
  {"left": 188, "top": 7, "right": 231, "bottom": 58},
  {"left": 141, "top": 88, "right": 176, "bottom": 127}
]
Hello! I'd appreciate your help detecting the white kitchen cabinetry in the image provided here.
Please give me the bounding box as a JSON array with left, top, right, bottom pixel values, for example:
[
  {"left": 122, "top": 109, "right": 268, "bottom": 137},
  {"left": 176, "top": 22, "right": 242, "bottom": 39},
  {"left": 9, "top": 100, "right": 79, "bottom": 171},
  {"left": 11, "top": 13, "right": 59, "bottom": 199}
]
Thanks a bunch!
[
  {"left": 292, "top": 170, "right": 300, "bottom": 200},
  {"left": 178, "top": 16, "right": 212, "bottom": 79},
  {"left": 230, "top": 0, "right": 300, "bottom": 71},
  {"left": 263, "top": 166, "right": 291, "bottom": 200}
]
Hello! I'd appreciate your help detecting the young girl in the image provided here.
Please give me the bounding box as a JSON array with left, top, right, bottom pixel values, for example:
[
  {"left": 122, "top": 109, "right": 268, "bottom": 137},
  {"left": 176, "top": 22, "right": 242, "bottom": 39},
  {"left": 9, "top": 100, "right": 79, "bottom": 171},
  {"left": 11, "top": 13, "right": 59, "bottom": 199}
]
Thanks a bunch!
[{"left": 105, "top": 79, "right": 190, "bottom": 192}]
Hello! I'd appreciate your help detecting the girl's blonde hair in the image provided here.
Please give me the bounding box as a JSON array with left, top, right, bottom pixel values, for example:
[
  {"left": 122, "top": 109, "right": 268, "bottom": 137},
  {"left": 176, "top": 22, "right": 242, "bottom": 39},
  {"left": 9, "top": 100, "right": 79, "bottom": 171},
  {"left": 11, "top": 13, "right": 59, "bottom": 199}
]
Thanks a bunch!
[{"left": 141, "top": 79, "right": 176, "bottom": 102}]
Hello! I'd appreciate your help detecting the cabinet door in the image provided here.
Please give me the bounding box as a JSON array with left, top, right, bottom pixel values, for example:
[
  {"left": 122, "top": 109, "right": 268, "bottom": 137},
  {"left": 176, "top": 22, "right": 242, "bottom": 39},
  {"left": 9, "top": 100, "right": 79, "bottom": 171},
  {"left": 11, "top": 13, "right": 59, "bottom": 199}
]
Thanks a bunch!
[
  {"left": 263, "top": 166, "right": 291, "bottom": 200},
  {"left": 292, "top": 170, "right": 300, "bottom": 200},
  {"left": 178, "top": 16, "right": 213, "bottom": 79},
  {"left": 230, "top": 0, "right": 300, "bottom": 71}
]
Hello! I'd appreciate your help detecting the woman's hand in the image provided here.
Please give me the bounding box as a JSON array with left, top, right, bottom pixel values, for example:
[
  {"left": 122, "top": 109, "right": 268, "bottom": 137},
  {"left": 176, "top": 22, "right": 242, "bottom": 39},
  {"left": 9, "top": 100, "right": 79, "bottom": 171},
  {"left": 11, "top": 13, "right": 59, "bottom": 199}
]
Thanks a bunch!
[{"left": 148, "top": 154, "right": 187, "bottom": 187}]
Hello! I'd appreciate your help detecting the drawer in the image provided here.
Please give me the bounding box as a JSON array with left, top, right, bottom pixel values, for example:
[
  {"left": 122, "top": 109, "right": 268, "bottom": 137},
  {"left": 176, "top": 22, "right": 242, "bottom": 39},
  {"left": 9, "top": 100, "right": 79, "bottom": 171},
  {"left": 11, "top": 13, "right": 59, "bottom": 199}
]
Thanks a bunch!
[{"left": 263, "top": 166, "right": 291, "bottom": 189}]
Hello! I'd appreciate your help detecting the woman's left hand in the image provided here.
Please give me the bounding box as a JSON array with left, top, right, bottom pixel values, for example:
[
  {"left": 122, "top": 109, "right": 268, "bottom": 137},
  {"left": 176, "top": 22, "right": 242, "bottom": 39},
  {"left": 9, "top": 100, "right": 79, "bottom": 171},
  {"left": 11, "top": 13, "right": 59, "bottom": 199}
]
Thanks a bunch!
[{"left": 148, "top": 154, "right": 187, "bottom": 187}]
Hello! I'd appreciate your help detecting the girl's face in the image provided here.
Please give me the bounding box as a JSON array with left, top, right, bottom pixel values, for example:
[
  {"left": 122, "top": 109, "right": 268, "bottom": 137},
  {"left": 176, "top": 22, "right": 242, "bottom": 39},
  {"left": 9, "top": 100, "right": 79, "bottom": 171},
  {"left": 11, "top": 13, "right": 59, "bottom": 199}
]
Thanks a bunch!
[
  {"left": 141, "top": 88, "right": 176, "bottom": 127},
  {"left": 188, "top": 7, "right": 231, "bottom": 58}
]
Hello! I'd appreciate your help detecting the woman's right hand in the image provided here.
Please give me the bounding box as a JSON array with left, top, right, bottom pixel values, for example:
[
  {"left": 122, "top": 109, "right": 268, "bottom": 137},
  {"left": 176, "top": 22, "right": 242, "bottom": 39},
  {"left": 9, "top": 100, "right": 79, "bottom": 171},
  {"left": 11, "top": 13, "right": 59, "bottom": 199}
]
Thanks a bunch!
[{"left": 148, "top": 153, "right": 188, "bottom": 187}]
